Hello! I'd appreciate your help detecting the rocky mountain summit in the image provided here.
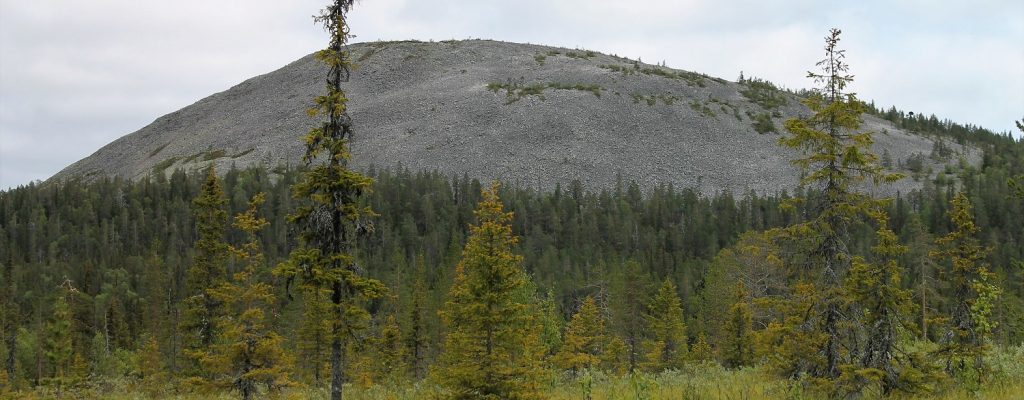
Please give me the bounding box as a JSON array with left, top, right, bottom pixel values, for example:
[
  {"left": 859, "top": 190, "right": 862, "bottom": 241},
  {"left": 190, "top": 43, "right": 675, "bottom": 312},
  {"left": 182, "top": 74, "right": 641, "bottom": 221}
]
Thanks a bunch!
[{"left": 49, "top": 39, "right": 975, "bottom": 194}]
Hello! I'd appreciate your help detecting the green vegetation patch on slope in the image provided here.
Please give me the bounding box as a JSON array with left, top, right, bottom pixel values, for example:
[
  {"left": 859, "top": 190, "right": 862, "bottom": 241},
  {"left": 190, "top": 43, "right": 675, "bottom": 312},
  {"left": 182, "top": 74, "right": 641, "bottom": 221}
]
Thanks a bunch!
[{"left": 488, "top": 81, "right": 605, "bottom": 104}]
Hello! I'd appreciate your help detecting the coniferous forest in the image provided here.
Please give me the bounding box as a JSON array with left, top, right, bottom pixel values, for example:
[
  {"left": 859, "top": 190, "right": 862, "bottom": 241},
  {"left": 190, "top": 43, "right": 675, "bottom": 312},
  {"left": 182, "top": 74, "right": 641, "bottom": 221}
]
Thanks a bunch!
[{"left": 2, "top": 2, "right": 1024, "bottom": 399}]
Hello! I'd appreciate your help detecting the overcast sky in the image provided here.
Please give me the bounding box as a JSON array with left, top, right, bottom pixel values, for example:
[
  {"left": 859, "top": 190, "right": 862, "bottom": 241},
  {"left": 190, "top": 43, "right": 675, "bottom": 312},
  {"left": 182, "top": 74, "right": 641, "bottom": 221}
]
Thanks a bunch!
[{"left": 1, "top": 0, "right": 1022, "bottom": 190}]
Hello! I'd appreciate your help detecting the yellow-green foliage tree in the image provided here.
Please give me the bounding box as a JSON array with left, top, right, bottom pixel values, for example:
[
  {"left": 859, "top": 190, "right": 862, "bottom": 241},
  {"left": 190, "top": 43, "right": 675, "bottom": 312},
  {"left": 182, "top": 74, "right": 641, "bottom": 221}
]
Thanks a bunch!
[
  {"left": 601, "top": 336, "right": 629, "bottom": 375},
  {"left": 721, "top": 281, "right": 754, "bottom": 369},
  {"left": 554, "top": 296, "right": 607, "bottom": 373},
  {"left": 776, "top": 28, "right": 900, "bottom": 380},
  {"left": 44, "top": 284, "right": 75, "bottom": 387},
  {"left": 642, "top": 279, "right": 687, "bottom": 371},
  {"left": 372, "top": 314, "right": 405, "bottom": 384},
  {"left": 196, "top": 194, "right": 294, "bottom": 400},
  {"left": 755, "top": 282, "right": 826, "bottom": 379},
  {"left": 138, "top": 335, "right": 167, "bottom": 397},
  {"left": 181, "top": 167, "right": 229, "bottom": 373},
  {"left": 846, "top": 216, "right": 937, "bottom": 395},
  {"left": 436, "top": 183, "right": 544, "bottom": 400},
  {"left": 296, "top": 286, "right": 331, "bottom": 386},
  {"left": 931, "top": 192, "right": 1001, "bottom": 379},
  {"left": 689, "top": 334, "right": 715, "bottom": 363},
  {"left": 273, "top": 1, "right": 386, "bottom": 399}
]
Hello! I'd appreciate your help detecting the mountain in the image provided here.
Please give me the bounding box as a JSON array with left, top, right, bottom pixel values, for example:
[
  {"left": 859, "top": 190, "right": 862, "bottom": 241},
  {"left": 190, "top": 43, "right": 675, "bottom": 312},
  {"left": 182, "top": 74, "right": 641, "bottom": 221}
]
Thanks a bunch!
[{"left": 48, "top": 39, "right": 976, "bottom": 194}]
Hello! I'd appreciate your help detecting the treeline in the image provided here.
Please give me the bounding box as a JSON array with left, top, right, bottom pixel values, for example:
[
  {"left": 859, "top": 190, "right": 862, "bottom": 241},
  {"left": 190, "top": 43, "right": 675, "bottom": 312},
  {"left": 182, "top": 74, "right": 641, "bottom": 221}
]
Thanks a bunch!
[{"left": 0, "top": 142, "right": 1021, "bottom": 394}]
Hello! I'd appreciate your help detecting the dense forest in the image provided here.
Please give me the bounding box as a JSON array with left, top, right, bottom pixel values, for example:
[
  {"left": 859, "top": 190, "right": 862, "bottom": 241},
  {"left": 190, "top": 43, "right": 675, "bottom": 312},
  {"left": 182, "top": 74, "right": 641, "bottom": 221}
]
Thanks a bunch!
[{"left": 2, "top": 2, "right": 1024, "bottom": 399}]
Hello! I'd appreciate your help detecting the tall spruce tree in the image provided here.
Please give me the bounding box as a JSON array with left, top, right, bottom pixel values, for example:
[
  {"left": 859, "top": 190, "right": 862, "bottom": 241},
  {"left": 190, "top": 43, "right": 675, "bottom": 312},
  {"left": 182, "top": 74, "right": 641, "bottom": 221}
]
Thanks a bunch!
[
  {"left": 931, "top": 192, "right": 1000, "bottom": 378},
  {"left": 180, "top": 167, "right": 229, "bottom": 373},
  {"left": 273, "top": 2, "right": 385, "bottom": 400},
  {"left": 436, "top": 183, "right": 544, "bottom": 400},
  {"left": 642, "top": 278, "right": 687, "bottom": 371},
  {"left": 197, "top": 193, "right": 294, "bottom": 399},
  {"left": 721, "top": 281, "right": 754, "bottom": 369},
  {"left": 777, "top": 28, "right": 900, "bottom": 380}
]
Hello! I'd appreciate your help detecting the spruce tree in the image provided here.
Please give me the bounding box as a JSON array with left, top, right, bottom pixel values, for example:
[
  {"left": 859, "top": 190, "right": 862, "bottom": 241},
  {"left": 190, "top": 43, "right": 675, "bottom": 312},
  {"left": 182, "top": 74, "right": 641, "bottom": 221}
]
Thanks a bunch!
[
  {"left": 609, "top": 259, "right": 648, "bottom": 372},
  {"left": 847, "top": 217, "right": 935, "bottom": 394},
  {"left": 642, "top": 278, "right": 687, "bottom": 371},
  {"left": 403, "top": 273, "right": 429, "bottom": 380},
  {"left": 931, "top": 192, "right": 1000, "bottom": 378},
  {"left": 721, "top": 281, "right": 754, "bottom": 369},
  {"left": 197, "top": 193, "right": 294, "bottom": 399},
  {"left": 2, "top": 254, "right": 15, "bottom": 389},
  {"left": 180, "top": 167, "right": 229, "bottom": 373},
  {"left": 273, "top": 2, "right": 385, "bottom": 399},
  {"left": 138, "top": 335, "right": 167, "bottom": 397},
  {"left": 777, "top": 28, "right": 901, "bottom": 380},
  {"left": 297, "top": 286, "right": 331, "bottom": 386},
  {"left": 436, "top": 183, "right": 544, "bottom": 400},
  {"left": 44, "top": 282, "right": 75, "bottom": 387},
  {"left": 554, "top": 296, "right": 606, "bottom": 374},
  {"left": 372, "top": 315, "right": 405, "bottom": 384},
  {"left": 689, "top": 334, "right": 715, "bottom": 363}
]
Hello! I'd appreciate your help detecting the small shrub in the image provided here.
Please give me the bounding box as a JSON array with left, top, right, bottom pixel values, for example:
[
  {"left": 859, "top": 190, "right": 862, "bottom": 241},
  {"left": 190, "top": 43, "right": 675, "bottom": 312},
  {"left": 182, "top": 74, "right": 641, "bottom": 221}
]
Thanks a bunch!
[
  {"left": 689, "top": 101, "right": 716, "bottom": 117},
  {"left": 752, "top": 113, "right": 776, "bottom": 134},
  {"left": 740, "top": 78, "right": 787, "bottom": 109}
]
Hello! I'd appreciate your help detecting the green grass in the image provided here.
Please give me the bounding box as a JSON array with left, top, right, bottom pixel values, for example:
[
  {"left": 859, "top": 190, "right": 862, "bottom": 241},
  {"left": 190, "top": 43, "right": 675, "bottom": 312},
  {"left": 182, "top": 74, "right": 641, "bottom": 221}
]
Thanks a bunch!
[{"left": 10, "top": 347, "right": 1024, "bottom": 399}]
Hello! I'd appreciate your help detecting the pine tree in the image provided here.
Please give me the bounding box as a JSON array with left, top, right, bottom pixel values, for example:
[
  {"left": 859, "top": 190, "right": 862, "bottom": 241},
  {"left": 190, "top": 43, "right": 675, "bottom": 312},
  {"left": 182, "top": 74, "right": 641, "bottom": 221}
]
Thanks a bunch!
[
  {"left": 272, "top": 2, "right": 386, "bottom": 399},
  {"left": 642, "top": 278, "right": 687, "bottom": 371},
  {"left": 196, "top": 193, "right": 294, "bottom": 399},
  {"left": 180, "top": 167, "right": 229, "bottom": 373},
  {"left": 931, "top": 192, "right": 1000, "bottom": 379},
  {"left": 436, "top": 183, "right": 544, "bottom": 400},
  {"left": 721, "top": 281, "right": 754, "bottom": 369},
  {"left": 777, "top": 28, "right": 901, "bottom": 380},
  {"left": 554, "top": 296, "right": 606, "bottom": 374}
]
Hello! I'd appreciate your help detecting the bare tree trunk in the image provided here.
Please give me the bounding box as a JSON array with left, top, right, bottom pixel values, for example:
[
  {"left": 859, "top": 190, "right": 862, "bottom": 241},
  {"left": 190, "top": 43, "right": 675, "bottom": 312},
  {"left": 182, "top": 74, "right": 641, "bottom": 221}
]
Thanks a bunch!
[{"left": 330, "top": 283, "right": 344, "bottom": 400}]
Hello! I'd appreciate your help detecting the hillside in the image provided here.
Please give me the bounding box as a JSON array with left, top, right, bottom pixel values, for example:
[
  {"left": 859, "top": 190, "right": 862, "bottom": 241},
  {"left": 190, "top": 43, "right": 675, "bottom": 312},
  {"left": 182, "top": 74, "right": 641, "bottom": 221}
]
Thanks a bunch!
[{"left": 48, "top": 39, "right": 975, "bottom": 194}]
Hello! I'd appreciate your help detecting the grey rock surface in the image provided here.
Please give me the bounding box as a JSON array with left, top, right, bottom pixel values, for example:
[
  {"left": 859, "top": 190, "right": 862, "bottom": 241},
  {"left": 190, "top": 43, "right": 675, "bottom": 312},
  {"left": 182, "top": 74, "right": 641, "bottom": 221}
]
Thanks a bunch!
[{"left": 49, "top": 40, "right": 976, "bottom": 195}]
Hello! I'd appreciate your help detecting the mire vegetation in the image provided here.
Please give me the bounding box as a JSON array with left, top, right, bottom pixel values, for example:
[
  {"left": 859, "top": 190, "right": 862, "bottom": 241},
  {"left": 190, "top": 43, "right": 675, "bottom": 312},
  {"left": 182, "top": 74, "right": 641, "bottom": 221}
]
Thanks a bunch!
[{"left": 2, "top": 4, "right": 1024, "bottom": 400}]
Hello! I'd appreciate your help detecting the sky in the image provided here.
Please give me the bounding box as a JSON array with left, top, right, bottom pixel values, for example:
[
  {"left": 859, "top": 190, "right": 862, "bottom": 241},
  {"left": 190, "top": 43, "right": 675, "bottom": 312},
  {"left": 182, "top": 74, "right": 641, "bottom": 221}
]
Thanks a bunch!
[{"left": 1, "top": 0, "right": 1022, "bottom": 190}]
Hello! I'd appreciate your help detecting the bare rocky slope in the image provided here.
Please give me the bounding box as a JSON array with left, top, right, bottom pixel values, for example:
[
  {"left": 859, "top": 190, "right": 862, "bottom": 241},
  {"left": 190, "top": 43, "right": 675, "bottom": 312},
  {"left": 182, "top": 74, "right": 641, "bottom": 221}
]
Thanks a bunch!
[{"left": 49, "top": 40, "right": 976, "bottom": 195}]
